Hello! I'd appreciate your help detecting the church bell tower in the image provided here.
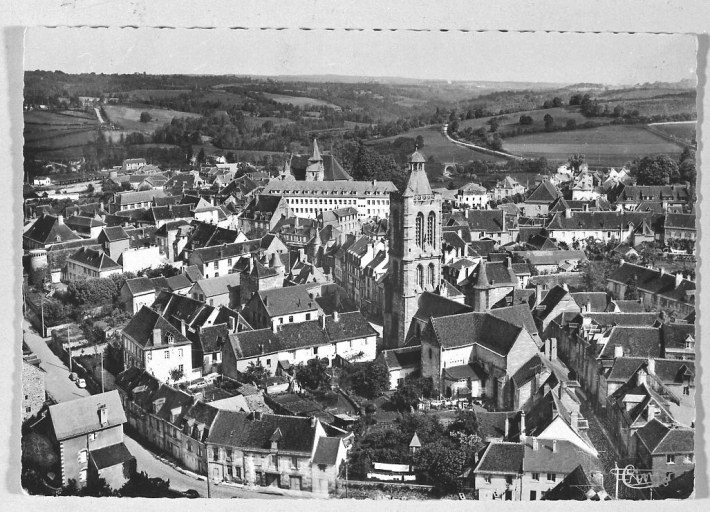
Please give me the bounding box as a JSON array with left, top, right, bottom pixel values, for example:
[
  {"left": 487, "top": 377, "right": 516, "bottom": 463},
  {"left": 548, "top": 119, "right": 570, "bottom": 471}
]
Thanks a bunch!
[{"left": 383, "top": 149, "right": 442, "bottom": 349}]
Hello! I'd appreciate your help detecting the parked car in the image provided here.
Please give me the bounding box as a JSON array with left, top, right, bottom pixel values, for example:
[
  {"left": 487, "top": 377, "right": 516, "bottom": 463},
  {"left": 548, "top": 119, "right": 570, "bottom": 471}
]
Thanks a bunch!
[
  {"left": 76, "top": 378, "right": 86, "bottom": 388},
  {"left": 181, "top": 489, "right": 200, "bottom": 499}
]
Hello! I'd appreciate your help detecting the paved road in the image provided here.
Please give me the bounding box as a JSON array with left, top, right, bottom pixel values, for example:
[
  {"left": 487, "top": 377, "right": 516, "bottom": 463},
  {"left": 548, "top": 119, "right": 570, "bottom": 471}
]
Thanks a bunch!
[
  {"left": 23, "top": 319, "right": 290, "bottom": 499},
  {"left": 23, "top": 320, "right": 90, "bottom": 403}
]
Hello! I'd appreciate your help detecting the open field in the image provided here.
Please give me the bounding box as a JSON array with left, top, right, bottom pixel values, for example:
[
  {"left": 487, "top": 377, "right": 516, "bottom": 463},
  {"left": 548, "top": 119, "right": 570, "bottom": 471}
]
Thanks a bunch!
[
  {"left": 648, "top": 122, "right": 696, "bottom": 145},
  {"left": 503, "top": 125, "right": 685, "bottom": 166},
  {"left": 602, "top": 95, "right": 696, "bottom": 118},
  {"left": 124, "top": 89, "right": 191, "bottom": 100},
  {"left": 25, "top": 110, "right": 96, "bottom": 127},
  {"left": 263, "top": 92, "right": 340, "bottom": 109},
  {"left": 367, "top": 125, "right": 507, "bottom": 164},
  {"left": 102, "top": 104, "right": 201, "bottom": 133},
  {"left": 242, "top": 116, "right": 295, "bottom": 129},
  {"left": 458, "top": 106, "right": 607, "bottom": 135}
]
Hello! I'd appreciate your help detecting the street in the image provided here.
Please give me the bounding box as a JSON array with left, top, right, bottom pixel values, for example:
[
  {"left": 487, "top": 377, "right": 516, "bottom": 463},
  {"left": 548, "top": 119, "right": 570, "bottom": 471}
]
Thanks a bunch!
[
  {"left": 23, "top": 320, "right": 291, "bottom": 499},
  {"left": 23, "top": 320, "right": 90, "bottom": 403}
]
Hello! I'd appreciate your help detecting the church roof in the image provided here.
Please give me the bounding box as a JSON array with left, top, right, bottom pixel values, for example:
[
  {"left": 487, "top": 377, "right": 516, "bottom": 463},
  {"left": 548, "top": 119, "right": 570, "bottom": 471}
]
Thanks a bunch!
[
  {"left": 309, "top": 138, "right": 322, "bottom": 162},
  {"left": 402, "top": 166, "right": 433, "bottom": 197},
  {"left": 409, "top": 150, "right": 426, "bottom": 164}
]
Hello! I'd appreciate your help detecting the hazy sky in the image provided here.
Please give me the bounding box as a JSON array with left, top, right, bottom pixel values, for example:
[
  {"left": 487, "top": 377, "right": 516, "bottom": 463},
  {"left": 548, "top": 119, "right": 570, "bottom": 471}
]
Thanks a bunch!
[{"left": 25, "top": 27, "right": 697, "bottom": 85}]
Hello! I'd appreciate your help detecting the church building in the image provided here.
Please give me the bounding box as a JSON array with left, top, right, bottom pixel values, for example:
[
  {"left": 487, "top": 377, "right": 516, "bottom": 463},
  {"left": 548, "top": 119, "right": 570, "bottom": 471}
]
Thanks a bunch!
[{"left": 383, "top": 149, "right": 442, "bottom": 349}]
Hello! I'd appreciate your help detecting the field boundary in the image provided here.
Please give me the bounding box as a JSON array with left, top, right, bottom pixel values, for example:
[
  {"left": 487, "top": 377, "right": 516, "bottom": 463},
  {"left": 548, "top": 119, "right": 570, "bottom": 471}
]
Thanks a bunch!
[
  {"left": 443, "top": 124, "right": 523, "bottom": 161},
  {"left": 641, "top": 124, "right": 695, "bottom": 149}
]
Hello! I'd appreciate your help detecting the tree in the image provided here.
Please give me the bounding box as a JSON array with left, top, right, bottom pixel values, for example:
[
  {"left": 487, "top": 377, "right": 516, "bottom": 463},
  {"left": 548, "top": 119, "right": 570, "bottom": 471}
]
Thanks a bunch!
[
  {"left": 580, "top": 260, "right": 609, "bottom": 293},
  {"left": 168, "top": 366, "right": 184, "bottom": 383},
  {"left": 391, "top": 376, "right": 434, "bottom": 411},
  {"left": 139, "top": 111, "right": 152, "bottom": 123},
  {"left": 565, "top": 119, "right": 577, "bottom": 130},
  {"left": 295, "top": 358, "right": 330, "bottom": 390},
  {"left": 636, "top": 154, "right": 678, "bottom": 185},
  {"left": 568, "top": 153, "right": 586, "bottom": 171},
  {"left": 678, "top": 147, "right": 696, "bottom": 185},
  {"left": 519, "top": 114, "right": 533, "bottom": 125},
  {"left": 398, "top": 412, "right": 444, "bottom": 445},
  {"left": 414, "top": 438, "right": 470, "bottom": 492},
  {"left": 415, "top": 134, "right": 425, "bottom": 148},
  {"left": 118, "top": 471, "right": 173, "bottom": 498},
  {"left": 543, "top": 113, "right": 554, "bottom": 131},
  {"left": 569, "top": 94, "right": 583, "bottom": 106},
  {"left": 197, "top": 147, "right": 206, "bottom": 164},
  {"left": 67, "top": 278, "right": 117, "bottom": 306},
  {"left": 488, "top": 118, "right": 500, "bottom": 133},
  {"left": 341, "top": 360, "right": 390, "bottom": 399},
  {"left": 448, "top": 409, "right": 480, "bottom": 437},
  {"left": 243, "top": 361, "right": 271, "bottom": 386},
  {"left": 552, "top": 96, "right": 563, "bottom": 107},
  {"left": 625, "top": 276, "right": 640, "bottom": 300}
]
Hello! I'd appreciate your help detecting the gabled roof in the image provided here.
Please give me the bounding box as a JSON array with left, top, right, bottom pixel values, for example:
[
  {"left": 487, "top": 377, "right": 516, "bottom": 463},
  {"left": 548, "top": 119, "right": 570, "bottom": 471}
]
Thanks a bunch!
[
  {"left": 475, "top": 441, "right": 525, "bottom": 474},
  {"left": 402, "top": 164, "right": 433, "bottom": 197},
  {"left": 636, "top": 418, "right": 694, "bottom": 454},
  {"left": 664, "top": 213, "right": 695, "bottom": 230},
  {"left": 381, "top": 346, "right": 421, "bottom": 370},
  {"left": 24, "top": 214, "right": 81, "bottom": 244},
  {"left": 49, "top": 390, "right": 126, "bottom": 441},
  {"left": 69, "top": 247, "right": 121, "bottom": 270},
  {"left": 100, "top": 226, "right": 129, "bottom": 242},
  {"left": 525, "top": 180, "right": 560, "bottom": 204},
  {"left": 412, "top": 291, "right": 472, "bottom": 322},
  {"left": 255, "top": 283, "right": 319, "bottom": 318},
  {"left": 312, "top": 437, "right": 342, "bottom": 465},
  {"left": 207, "top": 411, "right": 318, "bottom": 453},
  {"left": 90, "top": 442, "right": 134, "bottom": 470},
  {"left": 124, "top": 277, "right": 156, "bottom": 296},
  {"left": 599, "top": 326, "right": 662, "bottom": 359},
  {"left": 122, "top": 305, "right": 191, "bottom": 349},
  {"left": 464, "top": 209, "right": 505, "bottom": 233},
  {"left": 193, "top": 273, "right": 240, "bottom": 298},
  {"left": 546, "top": 211, "right": 657, "bottom": 232},
  {"left": 428, "top": 311, "right": 526, "bottom": 354},
  {"left": 522, "top": 438, "right": 594, "bottom": 474}
]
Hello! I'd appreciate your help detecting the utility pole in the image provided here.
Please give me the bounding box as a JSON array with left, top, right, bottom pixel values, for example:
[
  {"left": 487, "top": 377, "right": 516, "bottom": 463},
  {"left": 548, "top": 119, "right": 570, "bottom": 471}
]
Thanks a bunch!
[
  {"left": 68, "top": 326, "right": 72, "bottom": 373},
  {"left": 100, "top": 348, "right": 105, "bottom": 393},
  {"left": 207, "top": 466, "right": 212, "bottom": 498},
  {"left": 41, "top": 297, "right": 45, "bottom": 337},
  {"left": 614, "top": 463, "right": 619, "bottom": 500}
]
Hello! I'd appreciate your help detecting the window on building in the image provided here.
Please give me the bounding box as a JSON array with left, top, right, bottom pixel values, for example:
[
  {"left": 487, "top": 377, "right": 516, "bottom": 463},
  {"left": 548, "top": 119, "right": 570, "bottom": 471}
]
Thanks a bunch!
[
  {"left": 291, "top": 456, "right": 299, "bottom": 469},
  {"left": 147, "top": 352, "right": 152, "bottom": 361},
  {"left": 530, "top": 491, "right": 537, "bottom": 500},
  {"left": 428, "top": 263, "right": 436, "bottom": 288},
  {"left": 178, "top": 364, "right": 183, "bottom": 373},
  {"left": 683, "top": 386, "right": 690, "bottom": 395},
  {"left": 212, "top": 448, "right": 219, "bottom": 461},
  {"left": 266, "top": 359, "right": 271, "bottom": 366},
  {"left": 226, "top": 448, "right": 233, "bottom": 460},
  {"left": 667, "top": 455, "right": 675, "bottom": 464},
  {"left": 505, "top": 475, "right": 513, "bottom": 484},
  {"left": 165, "top": 351, "right": 170, "bottom": 359},
  {"left": 235, "top": 466, "right": 242, "bottom": 479},
  {"left": 547, "top": 473, "right": 556, "bottom": 482},
  {"left": 178, "top": 349, "right": 183, "bottom": 358},
  {"left": 306, "top": 313, "right": 311, "bottom": 320},
  {"left": 289, "top": 316, "right": 294, "bottom": 323},
  {"left": 78, "top": 449, "right": 88, "bottom": 464},
  {"left": 532, "top": 472, "right": 540, "bottom": 481},
  {"left": 484, "top": 474, "right": 492, "bottom": 484},
  {"left": 417, "top": 264, "right": 424, "bottom": 290},
  {"left": 79, "top": 468, "right": 87, "bottom": 483},
  {"left": 427, "top": 212, "right": 436, "bottom": 247},
  {"left": 313, "top": 346, "right": 319, "bottom": 355},
  {"left": 416, "top": 213, "right": 424, "bottom": 247}
]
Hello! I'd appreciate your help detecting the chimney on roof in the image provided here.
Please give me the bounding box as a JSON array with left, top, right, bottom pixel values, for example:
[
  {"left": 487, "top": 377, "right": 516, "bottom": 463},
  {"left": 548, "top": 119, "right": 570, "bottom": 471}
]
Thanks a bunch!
[
  {"left": 586, "top": 299, "right": 591, "bottom": 313},
  {"left": 321, "top": 315, "right": 327, "bottom": 330},
  {"left": 535, "top": 283, "right": 543, "bottom": 306},
  {"left": 228, "top": 316, "right": 236, "bottom": 332},
  {"left": 552, "top": 439, "right": 558, "bottom": 453},
  {"left": 506, "top": 256, "right": 512, "bottom": 269},
  {"left": 272, "top": 319, "right": 278, "bottom": 334},
  {"left": 647, "top": 402, "right": 656, "bottom": 420},
  {"left": 570, "top": 410, "right": 579, "bottom": 432},
  {"left": 647, "top": 357, "right": 656, "bottom": 376},
  {"left": 153, "top": 328, "right": 162, "bottom": 345},
  {"left": 98, "top": 404, "right": 108, "bottom": 427},
  {"left": 504, "top": 416, "right": 510, "bottom": 440},
  {"left": 614, "top": 345, "right": 623, "bottom": 358},
  {"left": 310, "top": 416, "right": 317, "bottom": 428},
  {"left": 294, "top": 217, "right": 299, "bottom": 228},
  {"left": 561, "top": 283, "right": 569, "bottom": 292},
  {"left": 56, "top": 214, "right": 64, "bottom": 225},
  {"left": 253, "top": 411, "right": 262, "bottom": 421},
  {"left": 519, "top": 411, "right": 526, "bottom": 441},
  {"left": 532, "top": 437, "right": 539, "bottom": 451},
  {"left": 565, "top": 208, "right": 572, "bottom": 219},
  {"left": 334, "top": 311, "right": 340, "bottom": 322},
  {"left": 637, "top": 368, "right": 647, "bottom": 387},
  {"left": 180, "top": 319, "right": 187, "bottom": 336}
]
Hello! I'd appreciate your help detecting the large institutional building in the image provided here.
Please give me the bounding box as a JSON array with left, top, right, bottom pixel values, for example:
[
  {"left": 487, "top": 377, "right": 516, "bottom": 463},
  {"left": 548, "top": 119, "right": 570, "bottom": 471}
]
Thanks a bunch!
[{"left": 383, "top": 150, "right": 442, "bottom": 349}]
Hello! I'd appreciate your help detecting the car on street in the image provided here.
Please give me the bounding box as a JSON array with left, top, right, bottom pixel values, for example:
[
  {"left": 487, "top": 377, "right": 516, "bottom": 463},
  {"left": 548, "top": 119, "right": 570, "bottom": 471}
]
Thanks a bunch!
[
  {"left": 76, "top": 378, "right": 86, "bottom": 388},
  {"left": 181, "top": 489, "right": 200, "bottom": 499}
]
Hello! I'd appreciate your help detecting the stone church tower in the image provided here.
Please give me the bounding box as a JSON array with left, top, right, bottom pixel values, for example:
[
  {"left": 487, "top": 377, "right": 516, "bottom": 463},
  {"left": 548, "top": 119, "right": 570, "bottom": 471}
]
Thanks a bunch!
[
  {"left": 383, "top": 149, "right": 442, "bottom": 349},
  {"left": 305, "top": 138, "right": 325, "bottom": 181}
]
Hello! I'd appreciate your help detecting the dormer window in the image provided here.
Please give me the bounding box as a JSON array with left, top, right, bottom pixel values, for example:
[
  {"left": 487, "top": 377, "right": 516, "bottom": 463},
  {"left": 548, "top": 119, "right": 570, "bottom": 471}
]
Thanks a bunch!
[{"left": 166, "top": 333, "right": 174, "bottom": 344}]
